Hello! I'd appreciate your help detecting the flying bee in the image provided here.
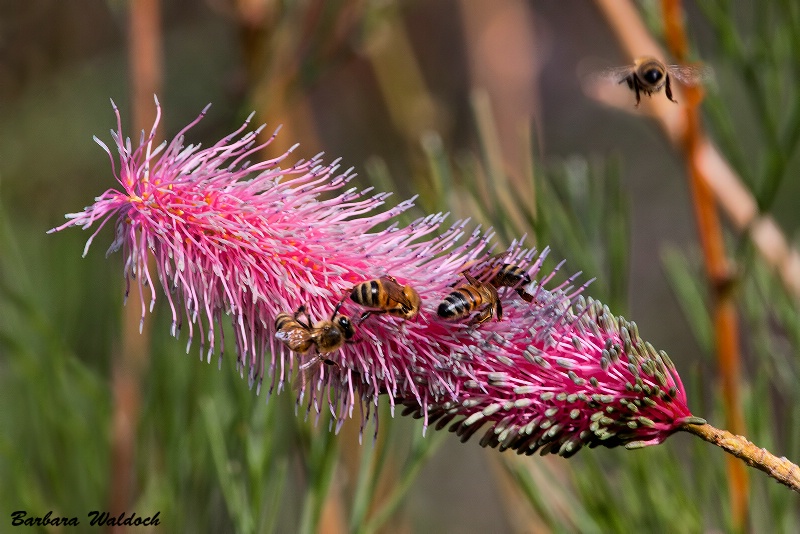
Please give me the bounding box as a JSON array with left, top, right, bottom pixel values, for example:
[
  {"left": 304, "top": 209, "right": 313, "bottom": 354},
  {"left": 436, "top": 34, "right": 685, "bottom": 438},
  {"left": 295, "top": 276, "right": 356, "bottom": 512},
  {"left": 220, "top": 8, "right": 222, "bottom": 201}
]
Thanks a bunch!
[
  {"left": 274, "top": 303, "right": 355, "bottom": 369},
  {"left": 462, "top": 254, "right": 534, "bottom": 303},
  {"left": 594, "top": 56, "right": 712, "bottom": 107},
  {"left": 437, "top": 273, "right": 502, "bottom": 326},
  {"left": 349, "top": 275, "right": 422, "bottom": 322}
]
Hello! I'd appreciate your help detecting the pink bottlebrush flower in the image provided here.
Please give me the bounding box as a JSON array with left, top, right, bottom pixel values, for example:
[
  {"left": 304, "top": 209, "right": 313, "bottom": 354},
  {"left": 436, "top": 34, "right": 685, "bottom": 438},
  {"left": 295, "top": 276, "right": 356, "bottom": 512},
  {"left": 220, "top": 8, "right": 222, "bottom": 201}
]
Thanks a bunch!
[{"left": 50, "top": 98, "right": 702, "bottom": 455}]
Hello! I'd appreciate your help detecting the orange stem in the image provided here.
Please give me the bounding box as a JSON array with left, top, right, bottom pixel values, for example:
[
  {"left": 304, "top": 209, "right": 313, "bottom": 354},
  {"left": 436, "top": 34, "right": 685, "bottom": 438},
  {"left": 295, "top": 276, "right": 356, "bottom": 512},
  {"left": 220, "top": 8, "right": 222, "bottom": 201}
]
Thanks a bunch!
[{"left": 660, "top": 0, "right": 749, "bottom": 526}]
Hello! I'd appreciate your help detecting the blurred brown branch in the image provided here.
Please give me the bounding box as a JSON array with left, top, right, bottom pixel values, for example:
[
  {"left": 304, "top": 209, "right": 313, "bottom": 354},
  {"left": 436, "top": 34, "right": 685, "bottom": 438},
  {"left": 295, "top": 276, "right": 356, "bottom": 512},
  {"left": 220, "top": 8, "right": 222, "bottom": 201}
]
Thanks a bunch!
[{"left": 109, "top": 0, "right": 162, "bottom": 530}]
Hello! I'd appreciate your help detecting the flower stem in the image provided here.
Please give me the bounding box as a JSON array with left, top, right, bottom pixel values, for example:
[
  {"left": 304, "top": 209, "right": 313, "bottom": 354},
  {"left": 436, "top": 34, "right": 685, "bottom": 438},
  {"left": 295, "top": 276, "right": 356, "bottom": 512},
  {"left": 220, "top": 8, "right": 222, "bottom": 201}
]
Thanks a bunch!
[{"left": 681, "top": 422, "right": 800, "bottom": 493}]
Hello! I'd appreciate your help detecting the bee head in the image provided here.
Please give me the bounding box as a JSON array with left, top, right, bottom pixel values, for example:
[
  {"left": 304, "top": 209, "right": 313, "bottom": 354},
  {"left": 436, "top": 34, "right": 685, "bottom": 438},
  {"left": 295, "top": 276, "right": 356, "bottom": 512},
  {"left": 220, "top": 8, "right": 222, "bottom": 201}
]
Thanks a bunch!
[
  {"left": 642, "top": 67, "right": 663, "bottom": 85},
  {"left": 336, "top": 315, "right": 355, "bottom": 340},
  {"left": 401, "top": 286, "right": 422, "bottom": 320}
]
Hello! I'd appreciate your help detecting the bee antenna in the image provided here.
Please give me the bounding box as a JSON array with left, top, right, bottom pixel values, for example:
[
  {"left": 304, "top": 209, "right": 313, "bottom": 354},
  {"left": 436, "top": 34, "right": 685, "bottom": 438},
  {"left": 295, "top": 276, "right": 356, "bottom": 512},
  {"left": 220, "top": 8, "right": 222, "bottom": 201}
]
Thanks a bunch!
[{"left": 332, "top": 296, "right": 346, "bottom": 319}]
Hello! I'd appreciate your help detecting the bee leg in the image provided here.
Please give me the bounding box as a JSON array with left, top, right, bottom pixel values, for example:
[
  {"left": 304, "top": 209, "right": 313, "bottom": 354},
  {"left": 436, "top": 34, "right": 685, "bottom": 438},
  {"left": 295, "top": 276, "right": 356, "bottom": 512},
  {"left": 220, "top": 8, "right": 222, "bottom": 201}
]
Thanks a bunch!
[
  {"left": 621, "top": 75, "right": 633, "bottom": 89},
  {"left": 470, "top": 306, "right": 494, "bottom": 326},
  {"left": 495, "top": 299, "right": 503, "bottom": 321},
  {"left": 358, "top": 309, "right": 388, "bottom": 324},
  {"left": 516, "top": 288, "right": 534, "bottom": 303},
  {"left": 633, "top": 77, "right": 641, "bottom": 107},
  {"left": 665, "top": 74, "right": 677, "bottom": 103},
  {"left": 294, "top": 305, "right": 312, "bottom": 329}
]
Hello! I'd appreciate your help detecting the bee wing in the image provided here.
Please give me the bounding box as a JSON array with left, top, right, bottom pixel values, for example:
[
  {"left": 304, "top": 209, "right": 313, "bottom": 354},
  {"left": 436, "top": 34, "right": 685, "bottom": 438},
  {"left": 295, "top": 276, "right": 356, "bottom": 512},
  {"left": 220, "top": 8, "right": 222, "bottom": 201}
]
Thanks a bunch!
[
  {"left": 381, "top": 277, "right": 413, "bottom": 308},
  {"left": 462, "top": 273, "right": 483, "bottom": 287},
  {"left": 588, "top": 65, "right": 635, "bottom": 84},
  {"left": 275, "top": 328, "right": 311, "bottom": 351},
  {"left": 299, "top": 353, "right": 322, "bottom": 371},
  {"left": 666, "top": 64, "right": 713, "bottom": 85}
]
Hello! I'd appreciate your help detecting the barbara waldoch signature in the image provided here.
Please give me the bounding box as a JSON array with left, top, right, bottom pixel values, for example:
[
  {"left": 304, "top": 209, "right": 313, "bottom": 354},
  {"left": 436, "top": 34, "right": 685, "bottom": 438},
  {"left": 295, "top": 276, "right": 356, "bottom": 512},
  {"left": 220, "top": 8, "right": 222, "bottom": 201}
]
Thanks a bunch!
[{"left": 10, "top": 510, "right": 160, "bottom": 527}]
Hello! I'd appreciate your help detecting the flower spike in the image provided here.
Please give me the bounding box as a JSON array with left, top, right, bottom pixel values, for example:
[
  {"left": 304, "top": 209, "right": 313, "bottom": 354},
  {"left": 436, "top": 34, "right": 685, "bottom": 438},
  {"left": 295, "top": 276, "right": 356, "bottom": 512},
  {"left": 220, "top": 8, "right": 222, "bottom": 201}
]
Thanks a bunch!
[{"left": 51, "top": 101, "right": 697, "bottom": 454}]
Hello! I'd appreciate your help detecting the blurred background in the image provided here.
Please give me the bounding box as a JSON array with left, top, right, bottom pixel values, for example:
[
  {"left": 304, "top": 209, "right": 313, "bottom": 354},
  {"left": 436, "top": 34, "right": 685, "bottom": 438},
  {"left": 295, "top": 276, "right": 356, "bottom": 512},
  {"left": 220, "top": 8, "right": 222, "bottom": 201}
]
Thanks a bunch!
[{"left": 1, "top": 0, "right": 799, "bottom": 532}]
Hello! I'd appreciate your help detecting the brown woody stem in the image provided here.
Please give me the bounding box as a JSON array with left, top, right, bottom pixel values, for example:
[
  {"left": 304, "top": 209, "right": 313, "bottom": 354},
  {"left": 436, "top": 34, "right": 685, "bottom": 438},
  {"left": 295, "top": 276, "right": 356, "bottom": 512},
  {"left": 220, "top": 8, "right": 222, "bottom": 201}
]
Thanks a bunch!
[{"left": 681, "top": 422, "right": 800, "bottom": 493}]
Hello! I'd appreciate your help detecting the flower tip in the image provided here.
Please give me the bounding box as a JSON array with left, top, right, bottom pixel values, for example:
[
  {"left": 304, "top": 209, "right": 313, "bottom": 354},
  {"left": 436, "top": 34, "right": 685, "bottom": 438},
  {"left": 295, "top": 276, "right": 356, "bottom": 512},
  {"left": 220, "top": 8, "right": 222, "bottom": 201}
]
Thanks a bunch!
[
  {"left": 623, "top": 441, "right": 649, "bottom": 450},
  {"left": 152, "top": 94, "right": 160, "bottom": 106},
  {"left": 681, "top": 416, "right": 707, "bottom": 426},
  {"left": 92, "top": 135, "right": 111, "bottom": 152},
  {"left": 109, "top": 98, "right": 118, "bottom": 111}
]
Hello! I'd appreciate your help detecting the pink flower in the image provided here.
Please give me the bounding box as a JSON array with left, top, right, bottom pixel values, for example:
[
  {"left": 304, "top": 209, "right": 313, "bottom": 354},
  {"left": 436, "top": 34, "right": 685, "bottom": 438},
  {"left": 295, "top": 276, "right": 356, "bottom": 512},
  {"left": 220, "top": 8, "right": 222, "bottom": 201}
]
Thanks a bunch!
[{"left": 50, "top": 98, "right": 700, "bottom": 454}]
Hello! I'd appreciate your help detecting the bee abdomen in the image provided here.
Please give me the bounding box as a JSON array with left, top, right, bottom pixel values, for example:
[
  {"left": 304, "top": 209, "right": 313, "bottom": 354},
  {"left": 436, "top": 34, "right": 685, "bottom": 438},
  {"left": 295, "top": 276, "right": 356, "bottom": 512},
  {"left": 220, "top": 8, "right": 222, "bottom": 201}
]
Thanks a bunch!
[
  {"left": 275, "top": 313, "right": 294, "bottom": 330},
  {"left": 492, "top": 265, "right": 530, "bottom": 287},
  {"left": 437, "top": 289, "right": 479, "bottom": 320},
  {"left": 352, "top": 279, "right": 384, "bottom": 307}
]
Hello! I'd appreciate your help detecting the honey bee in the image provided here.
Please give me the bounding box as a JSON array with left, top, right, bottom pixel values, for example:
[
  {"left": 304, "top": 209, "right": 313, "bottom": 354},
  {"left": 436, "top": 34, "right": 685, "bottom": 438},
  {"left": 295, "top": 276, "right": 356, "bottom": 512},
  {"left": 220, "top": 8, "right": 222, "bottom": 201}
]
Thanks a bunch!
[
  {"left": 596, "top": 56, "right": 712, "bottom": 106},
  {"left": 462, "top": 255, "right": 533, "bottom": 303},
  {"left": 437, "top": 273, "right": 502, "bottom": 326},
  {"left": 349, "top": 276, "right": 422, "bottom": 322},
  {"left": 274, "top": 304, "right": 355, "bottom": 369}
]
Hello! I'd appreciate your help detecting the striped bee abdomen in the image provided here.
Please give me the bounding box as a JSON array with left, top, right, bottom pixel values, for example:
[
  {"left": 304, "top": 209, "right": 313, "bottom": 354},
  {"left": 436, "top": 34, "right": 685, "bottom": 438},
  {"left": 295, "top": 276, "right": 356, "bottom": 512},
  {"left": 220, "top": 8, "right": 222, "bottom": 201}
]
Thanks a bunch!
[
  {"left": 352, "top": 279, "right": 384, "bottom": 308},
  {"left": 492, "top": 264, "right": 531, "bottom": 288},
  {"left": 437, "top": 286, "right": 483, "bottom": 320},
  {"left": 349, "top": 276, "right": 421, "bottom": 321}
]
